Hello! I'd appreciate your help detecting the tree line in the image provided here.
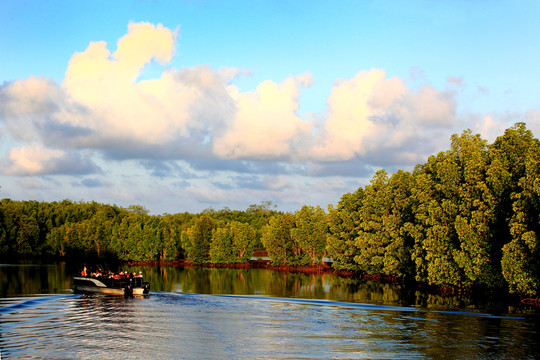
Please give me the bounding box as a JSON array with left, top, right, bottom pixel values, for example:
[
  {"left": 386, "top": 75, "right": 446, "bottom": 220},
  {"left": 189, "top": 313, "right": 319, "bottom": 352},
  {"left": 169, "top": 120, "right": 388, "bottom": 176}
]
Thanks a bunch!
[
  {"left": 0, "top": 199, "right": 278, "bottom": 263},
  {"left": 325, "top": 123, "right": 539, "bottom": 296},
  {"left": 1, "top": 123, "right": 539, "bottom": 296}
]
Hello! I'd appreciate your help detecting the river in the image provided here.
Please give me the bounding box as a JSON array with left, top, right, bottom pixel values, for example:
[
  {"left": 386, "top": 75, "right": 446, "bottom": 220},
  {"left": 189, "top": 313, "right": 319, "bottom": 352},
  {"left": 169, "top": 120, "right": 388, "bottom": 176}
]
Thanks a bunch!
[{"left": 1, "top": 262, "right": 538, "bottom": 359}]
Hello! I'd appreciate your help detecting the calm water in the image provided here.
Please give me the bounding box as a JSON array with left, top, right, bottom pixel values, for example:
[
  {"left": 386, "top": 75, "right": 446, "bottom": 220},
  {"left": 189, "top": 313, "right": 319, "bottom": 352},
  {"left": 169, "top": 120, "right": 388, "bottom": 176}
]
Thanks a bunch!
[{"left": 1, "top": 263, "right": 539, "bottom": 359}]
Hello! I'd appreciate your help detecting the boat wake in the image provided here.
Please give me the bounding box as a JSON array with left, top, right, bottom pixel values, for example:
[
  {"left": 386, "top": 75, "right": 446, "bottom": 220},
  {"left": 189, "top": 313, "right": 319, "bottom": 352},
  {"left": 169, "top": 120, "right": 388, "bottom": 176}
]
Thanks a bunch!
[{"left": 0, "top": 294, "right": 82, "bottom": 314}]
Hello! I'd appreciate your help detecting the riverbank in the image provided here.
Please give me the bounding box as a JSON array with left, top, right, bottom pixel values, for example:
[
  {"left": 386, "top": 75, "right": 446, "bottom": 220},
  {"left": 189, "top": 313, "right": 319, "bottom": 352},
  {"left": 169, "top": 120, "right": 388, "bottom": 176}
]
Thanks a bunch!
[
  {"left": 124, "top": 258, "right": 537, "bottom": 308},
  {"left": 4, "top": 261, "right": 539, "bottom": 359}
]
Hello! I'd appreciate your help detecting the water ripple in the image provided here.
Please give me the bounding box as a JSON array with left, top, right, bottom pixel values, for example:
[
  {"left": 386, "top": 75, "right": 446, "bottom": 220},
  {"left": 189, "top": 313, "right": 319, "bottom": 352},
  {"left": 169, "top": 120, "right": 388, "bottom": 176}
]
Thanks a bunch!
[{"left": 0, "top": 292, "right": 537, "bottom": 359}]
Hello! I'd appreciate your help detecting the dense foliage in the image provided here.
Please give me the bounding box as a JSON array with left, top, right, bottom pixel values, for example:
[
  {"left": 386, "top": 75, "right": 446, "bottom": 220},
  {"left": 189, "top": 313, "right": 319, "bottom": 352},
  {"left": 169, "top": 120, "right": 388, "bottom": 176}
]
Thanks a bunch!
[
  {"left": 326, "top": 123, "right": 540, "bottom": 296},
  {"left": 1, "top": 123, "right": 539, "bottom": 296},
  {"left": 0, "top": 200, "right": 276, "bottom": 264}
]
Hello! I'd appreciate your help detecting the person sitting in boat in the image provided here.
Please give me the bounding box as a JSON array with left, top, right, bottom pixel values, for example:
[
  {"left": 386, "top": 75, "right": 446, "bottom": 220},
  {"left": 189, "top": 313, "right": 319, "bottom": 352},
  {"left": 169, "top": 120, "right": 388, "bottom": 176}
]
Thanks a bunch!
[{"left": 81, "top": 267, "right": 87, "bottom": 277}]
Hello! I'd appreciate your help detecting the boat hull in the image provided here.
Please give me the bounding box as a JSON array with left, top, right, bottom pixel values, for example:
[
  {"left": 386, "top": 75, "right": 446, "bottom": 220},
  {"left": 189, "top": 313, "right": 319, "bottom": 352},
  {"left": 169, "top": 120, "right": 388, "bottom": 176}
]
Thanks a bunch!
[
  {"left": 73, "top": 276, "right": 150, "bottom": 296},
  {"left": 72, "top": 284, "right": 148, "bottom": 296}
]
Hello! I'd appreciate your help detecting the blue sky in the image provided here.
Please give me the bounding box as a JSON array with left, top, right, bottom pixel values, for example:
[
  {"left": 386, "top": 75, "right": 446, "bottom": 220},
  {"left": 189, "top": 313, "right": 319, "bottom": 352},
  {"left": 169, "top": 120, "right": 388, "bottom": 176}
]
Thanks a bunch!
[{"left": 1, "top": 1, "right": 539, "bottom": 214}]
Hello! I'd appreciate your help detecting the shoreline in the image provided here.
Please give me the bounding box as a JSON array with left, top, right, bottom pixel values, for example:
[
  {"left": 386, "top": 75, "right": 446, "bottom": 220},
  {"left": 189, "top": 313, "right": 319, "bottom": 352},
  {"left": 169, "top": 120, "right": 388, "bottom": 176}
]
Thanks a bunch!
[{"left": 124, "top": 258, "right": 534, "bottom": 307}]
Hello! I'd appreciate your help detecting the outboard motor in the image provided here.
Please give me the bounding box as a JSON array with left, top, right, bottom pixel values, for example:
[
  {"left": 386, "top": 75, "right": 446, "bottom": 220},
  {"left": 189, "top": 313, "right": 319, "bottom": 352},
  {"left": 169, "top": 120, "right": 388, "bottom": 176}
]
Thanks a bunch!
[
  {"left": 124, "top": 284, "right": 133, "bottom": 298},
  {"left": 143, "top": 282, "right": 150, "bottom": 295}
]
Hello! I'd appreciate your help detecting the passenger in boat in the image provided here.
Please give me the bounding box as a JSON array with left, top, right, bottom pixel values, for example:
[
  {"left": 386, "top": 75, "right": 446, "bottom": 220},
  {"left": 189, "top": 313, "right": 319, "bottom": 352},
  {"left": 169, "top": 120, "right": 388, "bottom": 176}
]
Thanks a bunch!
[{"left": 81, "top": 267, "right": 87, "bottom": 277}]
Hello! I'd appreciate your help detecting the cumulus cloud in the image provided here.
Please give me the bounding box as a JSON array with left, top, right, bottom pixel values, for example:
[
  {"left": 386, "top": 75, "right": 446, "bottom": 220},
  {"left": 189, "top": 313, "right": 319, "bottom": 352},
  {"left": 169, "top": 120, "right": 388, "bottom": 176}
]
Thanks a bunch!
[
  {"left": 214, "top": 73, "right": 313, "bottom": 160},
  {"left": 0, "top": 22, "right": 462, "bottom": 175},
  {"left": 474, "top": 114, "right": 506, "bottom": 143},
  {"left": 62, "top": 22, "right": 205, "bottom": 144},
  {"left": 0, "top": 76, "right": 71, "bottom": 143},
  {"left": 2, "top": 144, "right": 99, "bottom": 176},
  {"left": 473, "top": 110, "right": 540, "bottom": 144},
  {"left": 312, "top": 69, "right": 457, "bottom": 165},
  {"left": 1, "top": 20, "right": 537, "bottom": 187},
  {"left": 312, "top": 69, "right": 384, "bottom": 161},
  {"left": 0, "top": 22, "right": 236, "bottom": 170}
]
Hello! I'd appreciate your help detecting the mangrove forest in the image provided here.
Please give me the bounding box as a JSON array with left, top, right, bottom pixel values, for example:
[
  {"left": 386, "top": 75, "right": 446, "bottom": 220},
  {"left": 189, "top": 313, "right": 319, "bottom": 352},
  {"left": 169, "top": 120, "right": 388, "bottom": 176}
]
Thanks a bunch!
[{"left": 1, "top": 123, "right": 539, "bottom": 297}]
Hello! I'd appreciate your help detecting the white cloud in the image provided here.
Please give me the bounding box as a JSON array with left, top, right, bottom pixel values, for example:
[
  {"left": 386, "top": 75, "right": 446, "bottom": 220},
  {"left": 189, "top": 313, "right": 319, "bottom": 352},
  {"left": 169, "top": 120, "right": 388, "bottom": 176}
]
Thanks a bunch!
[
  {"left": 475, "top": 114, "right": 506, "bottom": 143},
  {"left": 62, "top": 22, "right": 195, "bottom": 144},
  {"left": 311, "top": 69, "right": 457, "bottom": 164},
  {"left": 312, "top": 69, "right": 384, "bottom": 161},
  {"left": 64, "top": 22, "right": 177, "bottom": 90},
  {"left": 1, "top": 144, "right": 99, "bottom": 176},
  {"left": 0, "top": 76, "right": 67, "bottom": 143},
  {"left": 473, "top": 110, "right": 540, "bottom": 144},
  {"left": 1, "top": 20, "right": 538, "bottom": 192},
  {"left": 214, "top": 74, "right": 313, "bottom": 160},
  {"left": 0, "top": 23, "right": 237, "bottom": 162}
]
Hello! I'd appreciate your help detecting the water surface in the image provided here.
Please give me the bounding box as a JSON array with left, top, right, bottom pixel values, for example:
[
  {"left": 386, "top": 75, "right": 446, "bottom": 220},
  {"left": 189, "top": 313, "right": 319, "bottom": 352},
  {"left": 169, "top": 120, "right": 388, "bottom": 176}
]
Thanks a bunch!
[{"left": 1, "top": 263, "right": 538, "bottom": 359}]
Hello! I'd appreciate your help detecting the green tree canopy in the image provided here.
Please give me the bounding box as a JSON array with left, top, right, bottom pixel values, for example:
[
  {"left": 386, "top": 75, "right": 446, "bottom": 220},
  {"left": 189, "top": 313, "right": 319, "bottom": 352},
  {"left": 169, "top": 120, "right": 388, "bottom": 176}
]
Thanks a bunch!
[
  {"left": 182, "top": 215, "right": 215, "bottom": 264},
  {"left": 291, "top": 205, "right": 328, "bottom": 266},
  {"left": 326, "top": 188, "right": 364, "bottom": 271}
]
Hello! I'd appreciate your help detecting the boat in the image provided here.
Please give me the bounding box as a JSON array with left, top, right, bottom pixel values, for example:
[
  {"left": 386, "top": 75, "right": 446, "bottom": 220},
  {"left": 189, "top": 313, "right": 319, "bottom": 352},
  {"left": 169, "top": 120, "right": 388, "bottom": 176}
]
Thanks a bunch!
[{"left": 73, "top": 270, "right": 150, "bottom": 297}]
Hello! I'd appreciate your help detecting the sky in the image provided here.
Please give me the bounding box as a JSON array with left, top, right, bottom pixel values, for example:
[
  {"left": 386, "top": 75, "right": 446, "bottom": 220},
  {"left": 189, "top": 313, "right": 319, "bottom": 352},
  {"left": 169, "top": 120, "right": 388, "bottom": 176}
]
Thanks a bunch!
[{"left": 1, "top": 1, "right": 540, "bottom": 215}]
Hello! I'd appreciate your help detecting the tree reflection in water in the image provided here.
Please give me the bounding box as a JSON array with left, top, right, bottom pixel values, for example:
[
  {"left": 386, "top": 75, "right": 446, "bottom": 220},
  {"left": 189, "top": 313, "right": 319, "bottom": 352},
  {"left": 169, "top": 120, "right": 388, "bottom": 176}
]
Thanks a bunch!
[{"left": 1, "top": 263, "right": 539, "bottom": 359}]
